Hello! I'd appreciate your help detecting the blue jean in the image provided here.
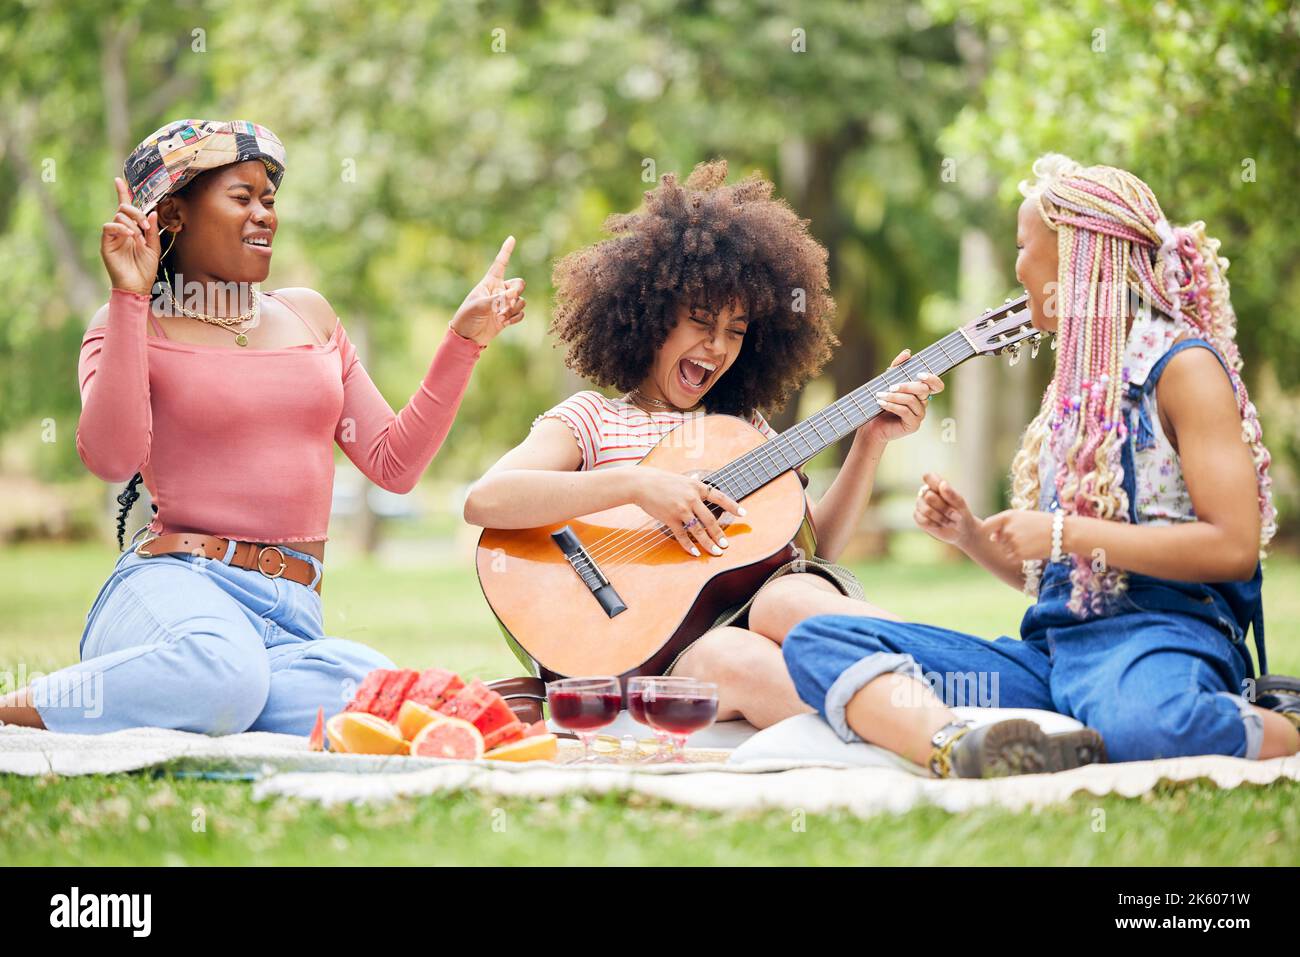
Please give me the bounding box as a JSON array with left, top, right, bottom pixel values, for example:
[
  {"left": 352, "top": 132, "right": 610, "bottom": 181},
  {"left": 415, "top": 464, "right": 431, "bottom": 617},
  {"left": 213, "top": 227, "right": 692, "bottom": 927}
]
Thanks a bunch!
[
  {"left": 28, "top": 543, "right": 394, "bottom": 735},
  {"left": 783, "top": 564, "right": 1262, "bottom": 763}
]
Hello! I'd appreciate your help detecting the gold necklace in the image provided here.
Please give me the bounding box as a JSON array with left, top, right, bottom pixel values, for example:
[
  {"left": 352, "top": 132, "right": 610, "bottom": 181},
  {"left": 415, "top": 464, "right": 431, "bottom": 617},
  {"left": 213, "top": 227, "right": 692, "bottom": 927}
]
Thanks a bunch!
[
  {"left": 165, "top": 284, "right": 261, "bottom": 346},
  {"left": 627, "top": 388, "right": 701, "bottom": 414}
]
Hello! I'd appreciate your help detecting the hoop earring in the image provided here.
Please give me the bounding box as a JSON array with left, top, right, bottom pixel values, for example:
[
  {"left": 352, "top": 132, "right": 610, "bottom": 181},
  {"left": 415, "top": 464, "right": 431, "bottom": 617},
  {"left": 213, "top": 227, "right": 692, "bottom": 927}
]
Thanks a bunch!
[{"left": 160, "top": 226, "right": 180, "bottom": 260}]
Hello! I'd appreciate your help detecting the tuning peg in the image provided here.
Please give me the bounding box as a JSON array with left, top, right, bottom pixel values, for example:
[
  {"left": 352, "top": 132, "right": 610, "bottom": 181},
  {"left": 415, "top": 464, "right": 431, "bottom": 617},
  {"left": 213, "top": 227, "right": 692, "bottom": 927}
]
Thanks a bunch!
[
  {"left": 1004, "top": 297, "right": 1012, "bottom": 303},
  {"left": 1007, "top": 343, "right": 1022, "bottom": 366},
  {"left": 1030, "top": 337, "right": 1041, "bottom": 359},
  {"left": 1050, "top": 333, "right": 1058, "bottom": 351}
]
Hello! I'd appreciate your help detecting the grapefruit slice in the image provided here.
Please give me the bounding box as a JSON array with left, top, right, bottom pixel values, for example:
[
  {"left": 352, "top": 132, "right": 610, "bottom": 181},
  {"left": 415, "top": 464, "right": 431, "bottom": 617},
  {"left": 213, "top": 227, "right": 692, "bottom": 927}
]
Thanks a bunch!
[
  {"left": 326, "top": 712, "right": 409, "bottom": 755},
  {"left": 485, "top": 733, "right": 558, "bottom": 763},
  {"left": 397, "top": 699, "right": 444, "bottom": 741},
  {"left": 410, "top": 716, "right": 485, "bottom": 761}
]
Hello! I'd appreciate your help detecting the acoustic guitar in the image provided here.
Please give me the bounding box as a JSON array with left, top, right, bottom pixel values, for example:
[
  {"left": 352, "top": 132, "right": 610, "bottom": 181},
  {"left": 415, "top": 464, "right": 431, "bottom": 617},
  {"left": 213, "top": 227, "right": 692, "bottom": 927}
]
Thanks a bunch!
[{"left": 477, "top": 295, "right": 1043, "bottom": 681}]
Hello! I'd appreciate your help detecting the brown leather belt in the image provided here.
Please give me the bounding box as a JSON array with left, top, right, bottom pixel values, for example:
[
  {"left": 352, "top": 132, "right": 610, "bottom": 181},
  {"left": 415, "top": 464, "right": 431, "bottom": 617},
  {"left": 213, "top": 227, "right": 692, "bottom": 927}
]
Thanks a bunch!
[{"left": 134, "top": 532, "right": 322, "bottom": 594}]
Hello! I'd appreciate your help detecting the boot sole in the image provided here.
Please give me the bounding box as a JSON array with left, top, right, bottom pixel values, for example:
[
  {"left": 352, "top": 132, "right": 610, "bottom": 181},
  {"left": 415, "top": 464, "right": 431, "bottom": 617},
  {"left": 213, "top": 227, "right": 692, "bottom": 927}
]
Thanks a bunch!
[
  {"left": 954, "top": 720, "right": 1106, "bottom": 778},
  {"left": 1046, "top": 728, "right": 1107, "bottom": 769},
  {"left": 955, "top": 719, "right": 1050, "bottom": 778}
]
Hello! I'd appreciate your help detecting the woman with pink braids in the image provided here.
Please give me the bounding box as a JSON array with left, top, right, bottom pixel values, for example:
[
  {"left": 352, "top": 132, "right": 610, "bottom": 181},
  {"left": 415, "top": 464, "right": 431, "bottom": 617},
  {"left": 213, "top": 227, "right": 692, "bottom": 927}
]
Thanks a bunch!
[{"left": 781, "top": 155, "right": 1300, "bottom": 778}]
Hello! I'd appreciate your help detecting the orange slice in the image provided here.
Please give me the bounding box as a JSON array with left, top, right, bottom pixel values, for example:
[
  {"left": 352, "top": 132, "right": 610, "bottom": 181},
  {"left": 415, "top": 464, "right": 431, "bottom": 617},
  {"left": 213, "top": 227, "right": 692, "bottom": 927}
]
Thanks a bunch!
[
  {"left": 410, "top": 716, "right": 485, "bottom": 760},
  {"left": 485, "top": 733, "right": 559, "bottom": 763},
  {"left": 326, "top": 711, "right": 409, "bottom": 755},
  {"left": 396, "top": 699, "right": 444, "bottom": 741}
]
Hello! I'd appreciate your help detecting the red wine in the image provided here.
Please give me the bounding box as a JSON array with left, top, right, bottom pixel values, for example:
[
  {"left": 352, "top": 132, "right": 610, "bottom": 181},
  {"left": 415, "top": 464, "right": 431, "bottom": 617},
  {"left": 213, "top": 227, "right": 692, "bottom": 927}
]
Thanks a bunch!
[
  {"left": 643, "top": 694, "right": 718, "bottom": 736},
  {"left": 548, "top": 690, "right": 621, "bottom": 731},
  {"left": 626, "top": 689, "right": 648, "bottom": 725}
]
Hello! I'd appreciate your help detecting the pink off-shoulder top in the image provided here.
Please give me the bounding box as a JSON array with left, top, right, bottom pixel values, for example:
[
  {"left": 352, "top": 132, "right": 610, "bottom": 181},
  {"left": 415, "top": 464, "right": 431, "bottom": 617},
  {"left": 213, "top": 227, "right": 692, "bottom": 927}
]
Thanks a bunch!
[{"left": 76, "top": 288, "right": 484, "bottom": 543}]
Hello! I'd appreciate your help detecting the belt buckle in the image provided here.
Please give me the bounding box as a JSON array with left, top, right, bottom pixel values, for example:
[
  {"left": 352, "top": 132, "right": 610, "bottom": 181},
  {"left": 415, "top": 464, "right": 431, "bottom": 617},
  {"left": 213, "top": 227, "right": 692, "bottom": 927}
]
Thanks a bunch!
[
  {"left": 257, "top": 545, "right": 287, "bottom": 580},
  {"left": 133, "top": 534, "right": 159, "bottom": 558}
]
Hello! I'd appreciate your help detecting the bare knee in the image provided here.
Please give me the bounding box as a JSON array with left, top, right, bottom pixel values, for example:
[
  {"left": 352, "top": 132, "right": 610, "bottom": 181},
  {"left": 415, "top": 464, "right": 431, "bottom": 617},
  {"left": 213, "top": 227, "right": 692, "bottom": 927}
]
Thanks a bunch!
[
  {"left": 748, "top": 573, "right": 838, "bottom": 643},
  {"left": 675, "top": 626, "right": 774, "bottom": 688}
]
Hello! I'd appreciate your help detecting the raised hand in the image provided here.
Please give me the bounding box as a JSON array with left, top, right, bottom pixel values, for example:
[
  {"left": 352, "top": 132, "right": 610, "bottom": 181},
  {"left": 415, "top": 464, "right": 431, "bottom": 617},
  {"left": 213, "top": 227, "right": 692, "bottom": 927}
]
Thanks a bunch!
[
  {"left": 914, "top": 472, "right": 982, "bottom": 549},
  {"left": 100, "top": 177, "right": 161, "bottom": 296},
  {"left": 450, "top": 236, "right": 526, "bottom": 347}
]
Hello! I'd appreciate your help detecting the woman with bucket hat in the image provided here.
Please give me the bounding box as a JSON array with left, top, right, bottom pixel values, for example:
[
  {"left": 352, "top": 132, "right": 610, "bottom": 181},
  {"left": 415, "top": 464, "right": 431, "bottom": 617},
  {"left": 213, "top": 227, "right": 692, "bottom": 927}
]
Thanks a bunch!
[{"left": 0, "top": 119, "right": 524, "bottom": 735}]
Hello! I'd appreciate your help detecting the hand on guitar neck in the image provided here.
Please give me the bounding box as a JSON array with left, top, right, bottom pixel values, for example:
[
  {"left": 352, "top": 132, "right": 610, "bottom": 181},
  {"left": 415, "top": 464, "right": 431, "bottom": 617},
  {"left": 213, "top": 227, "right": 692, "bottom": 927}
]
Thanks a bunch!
[{"left": 472, "top": 296, "right": 1041, "bottom": 678}]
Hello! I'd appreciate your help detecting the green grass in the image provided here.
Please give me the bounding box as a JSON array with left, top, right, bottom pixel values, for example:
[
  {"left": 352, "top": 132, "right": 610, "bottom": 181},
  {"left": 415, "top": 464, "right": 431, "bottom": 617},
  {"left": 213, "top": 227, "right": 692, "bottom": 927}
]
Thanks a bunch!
[{"left": 2, "top": 535, "right": 1298, "bottom": 866}]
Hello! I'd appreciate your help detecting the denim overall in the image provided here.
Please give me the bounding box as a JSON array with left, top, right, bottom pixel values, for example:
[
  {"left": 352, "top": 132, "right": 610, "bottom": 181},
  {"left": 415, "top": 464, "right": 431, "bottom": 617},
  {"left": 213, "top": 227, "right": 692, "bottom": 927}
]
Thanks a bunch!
[{"left": 783, "top": 338, "right": 1265, "bottom": 762}]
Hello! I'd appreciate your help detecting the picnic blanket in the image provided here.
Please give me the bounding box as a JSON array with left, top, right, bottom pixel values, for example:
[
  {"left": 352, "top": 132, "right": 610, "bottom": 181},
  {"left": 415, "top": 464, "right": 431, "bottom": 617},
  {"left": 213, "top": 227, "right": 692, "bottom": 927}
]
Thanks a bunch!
[{"left": 3, "top": 714, "right": 1297, "bottom": 820}]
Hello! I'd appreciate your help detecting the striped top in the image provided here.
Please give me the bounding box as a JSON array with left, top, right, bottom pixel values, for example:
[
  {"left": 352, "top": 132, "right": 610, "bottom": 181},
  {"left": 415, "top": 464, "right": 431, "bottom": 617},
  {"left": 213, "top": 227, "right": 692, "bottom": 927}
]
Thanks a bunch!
[{"left": 534, "top": 390, "right": 778, "bottom": 471}]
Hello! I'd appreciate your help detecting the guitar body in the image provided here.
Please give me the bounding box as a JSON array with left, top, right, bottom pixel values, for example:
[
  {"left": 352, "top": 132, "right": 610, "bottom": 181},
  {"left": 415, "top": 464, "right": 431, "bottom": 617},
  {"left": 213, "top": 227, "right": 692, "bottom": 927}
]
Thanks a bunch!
[
  {"left": 475, "top": 294, "right": 1041, "bottom": 682},
  {"left": 476, "top": 415, "right": 813, "bottom": 681}
]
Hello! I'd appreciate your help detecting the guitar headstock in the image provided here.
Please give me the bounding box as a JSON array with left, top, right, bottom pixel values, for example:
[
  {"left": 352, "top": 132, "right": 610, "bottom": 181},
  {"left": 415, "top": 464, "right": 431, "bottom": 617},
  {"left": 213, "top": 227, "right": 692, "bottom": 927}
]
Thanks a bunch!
[{"left": 960, "top": 293, "right": 1051, "bottom": 365}]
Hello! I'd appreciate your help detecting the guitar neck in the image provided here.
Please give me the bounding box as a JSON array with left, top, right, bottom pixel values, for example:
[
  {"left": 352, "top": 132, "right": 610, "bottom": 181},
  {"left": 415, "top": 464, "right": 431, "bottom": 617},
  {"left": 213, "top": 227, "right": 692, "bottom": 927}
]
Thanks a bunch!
[{"left": 704, "top": 328, "right": 976, "bottom": 501}]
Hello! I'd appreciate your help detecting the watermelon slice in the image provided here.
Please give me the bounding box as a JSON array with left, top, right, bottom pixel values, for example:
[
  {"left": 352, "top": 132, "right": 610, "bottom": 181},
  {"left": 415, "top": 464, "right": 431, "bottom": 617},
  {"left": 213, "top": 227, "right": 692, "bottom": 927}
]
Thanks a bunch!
[
  {"left": 344, "top": 669, "right": 390, "bottom": 714},
  {"left": 406, "top": 668, "right": 465, "bottom": 710},
  {"left": 308, "top": 706, "right": 325, "bottom": 751},
  {"left": 522, "top": 720, "right": 549, "bottom": 739},
  {"left": 370, "top": 669, "right": 420, "bottom": 722},
  {"left": 482, "top": 719, "right": 526, "bottom": 751},
  {"left": 438, "top": 680, "right": 519, "bottom": 744}
]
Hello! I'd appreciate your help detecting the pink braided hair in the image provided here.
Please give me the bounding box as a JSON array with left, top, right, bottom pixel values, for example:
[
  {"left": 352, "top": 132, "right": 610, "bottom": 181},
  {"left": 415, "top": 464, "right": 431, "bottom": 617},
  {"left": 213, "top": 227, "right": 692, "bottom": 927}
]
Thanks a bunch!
[{"left": 1012, "top": 155, "right": 1276, "bottom": 614}]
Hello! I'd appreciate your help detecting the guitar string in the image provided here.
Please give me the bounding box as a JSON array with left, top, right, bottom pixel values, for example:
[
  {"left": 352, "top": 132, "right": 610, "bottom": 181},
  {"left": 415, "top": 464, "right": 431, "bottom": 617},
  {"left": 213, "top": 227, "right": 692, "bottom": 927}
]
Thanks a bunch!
[
  {"left": 580, "top": 318, "right": 1005, "bottom": 564},
  {"left": 595, "top": 366, "right": 949, "bottom": 567},
  {"left": 588, "top": 339, "right": 969, "bottom": 568},
  {"left": 584, "top": 312, "right": 1028, "bottom": 569},
  {"left": 582, "top": 333, "right": 975, "bottom": 568}
]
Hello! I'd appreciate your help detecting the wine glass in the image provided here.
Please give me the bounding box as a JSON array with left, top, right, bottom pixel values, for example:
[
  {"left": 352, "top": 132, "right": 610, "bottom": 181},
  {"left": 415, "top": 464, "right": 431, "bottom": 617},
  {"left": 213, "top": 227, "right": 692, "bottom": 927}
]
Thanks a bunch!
[
  {"left": 640, "top": 677, "right": 719, "bottom": 763},
  {"left": 546, "top": 676, "right": 622, "bottom": 763},
  {"left": 626, "top": 676, "right": 671, "bottom": 763}
]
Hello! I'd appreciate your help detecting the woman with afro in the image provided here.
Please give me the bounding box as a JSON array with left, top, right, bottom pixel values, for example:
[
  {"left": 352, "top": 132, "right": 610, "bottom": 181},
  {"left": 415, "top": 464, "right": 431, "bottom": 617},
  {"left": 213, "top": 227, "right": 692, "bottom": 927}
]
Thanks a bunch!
[{"left": 465, "top": 160, "right": 939, "bottom": 729}]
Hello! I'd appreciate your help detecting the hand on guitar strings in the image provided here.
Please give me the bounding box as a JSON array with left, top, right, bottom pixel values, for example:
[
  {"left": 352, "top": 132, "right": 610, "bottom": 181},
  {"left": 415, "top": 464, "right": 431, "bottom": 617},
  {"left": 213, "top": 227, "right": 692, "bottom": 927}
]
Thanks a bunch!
[
  {"left": 628, "top": 466, "right": 745, "bottom": 558},
  {"left": 867, "top": 349, "right": 944, "bottom": 444}
]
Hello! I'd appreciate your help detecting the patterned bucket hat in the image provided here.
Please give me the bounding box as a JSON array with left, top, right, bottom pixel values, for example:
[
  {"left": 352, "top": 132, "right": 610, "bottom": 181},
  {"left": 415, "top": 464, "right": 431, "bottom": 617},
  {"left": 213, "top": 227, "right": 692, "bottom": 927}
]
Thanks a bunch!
[{"left": 123, "top": 119, "right": 286, "bottom": 215}]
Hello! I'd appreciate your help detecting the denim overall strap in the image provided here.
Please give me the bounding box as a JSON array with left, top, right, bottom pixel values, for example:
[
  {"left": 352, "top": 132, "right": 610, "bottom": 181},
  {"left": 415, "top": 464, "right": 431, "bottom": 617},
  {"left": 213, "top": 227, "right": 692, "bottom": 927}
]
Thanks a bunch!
[{"left": 1127, "top": 337, "right": 1267, "bottom": 676}]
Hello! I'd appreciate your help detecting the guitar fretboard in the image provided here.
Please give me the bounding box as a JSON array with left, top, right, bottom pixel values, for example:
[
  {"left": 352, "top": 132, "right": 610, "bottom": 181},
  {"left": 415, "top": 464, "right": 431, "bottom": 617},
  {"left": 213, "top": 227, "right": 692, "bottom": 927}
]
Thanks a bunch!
[{"left": 704, "top": 329, "right": 975, "bottom": 501}]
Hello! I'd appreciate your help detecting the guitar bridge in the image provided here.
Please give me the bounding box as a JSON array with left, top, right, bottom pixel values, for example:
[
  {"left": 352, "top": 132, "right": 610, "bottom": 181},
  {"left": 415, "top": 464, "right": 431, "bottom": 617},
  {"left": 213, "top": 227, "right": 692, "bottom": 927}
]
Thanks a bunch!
[{"left": 550, "top": 526, "right": 627, "bottom": 619}]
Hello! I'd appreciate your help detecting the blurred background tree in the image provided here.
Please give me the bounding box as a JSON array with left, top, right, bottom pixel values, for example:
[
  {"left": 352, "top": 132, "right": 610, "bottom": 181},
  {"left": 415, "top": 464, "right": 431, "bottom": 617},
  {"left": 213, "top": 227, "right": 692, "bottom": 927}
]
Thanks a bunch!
[{"left": 0, "top": 0, "right": 1295, "bottom": 553}]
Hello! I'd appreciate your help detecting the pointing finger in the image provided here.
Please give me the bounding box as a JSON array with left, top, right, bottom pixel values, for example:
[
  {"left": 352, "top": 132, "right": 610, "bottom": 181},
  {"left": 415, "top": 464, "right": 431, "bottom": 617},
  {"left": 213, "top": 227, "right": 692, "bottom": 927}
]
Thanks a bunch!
[{"left": 485, "top": 235, "right": 516, "bottom": 282}]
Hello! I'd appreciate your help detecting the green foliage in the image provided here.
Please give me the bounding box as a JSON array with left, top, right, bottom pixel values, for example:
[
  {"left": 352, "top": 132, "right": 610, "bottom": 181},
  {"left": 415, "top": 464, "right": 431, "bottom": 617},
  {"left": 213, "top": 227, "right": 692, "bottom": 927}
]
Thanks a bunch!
[
  {"left": 2, "top": 0, "right": 1296, "bottom": 513},
  {"left": 931, "top": 0, "right": 1300, "bottom": 382},
  {"left": 1, "top": 0, "right": 969, "bottom": 479}
]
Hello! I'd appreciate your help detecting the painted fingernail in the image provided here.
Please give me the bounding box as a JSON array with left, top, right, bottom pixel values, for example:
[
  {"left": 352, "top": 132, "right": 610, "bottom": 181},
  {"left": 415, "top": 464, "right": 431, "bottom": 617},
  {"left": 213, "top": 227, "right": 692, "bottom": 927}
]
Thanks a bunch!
[
  {"left": 690, "top": 547, "right": 701, "bottom": 557},
  {"left": 719, "top": 536, "right": 729, "bottom": 548},
  {"left": 738, "top": 507, "right": 747, "bottom": 517},
  {"left": 710, "top": 545, "right": 722, "bottom": 556}
]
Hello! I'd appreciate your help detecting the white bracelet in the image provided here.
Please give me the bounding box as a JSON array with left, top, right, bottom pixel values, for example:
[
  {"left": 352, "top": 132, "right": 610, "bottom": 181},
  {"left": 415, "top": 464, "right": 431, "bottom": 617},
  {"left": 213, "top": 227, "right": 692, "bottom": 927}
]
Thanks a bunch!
[{"left": 1050, "top": 509, "right": 1066, "bottom": 563}]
